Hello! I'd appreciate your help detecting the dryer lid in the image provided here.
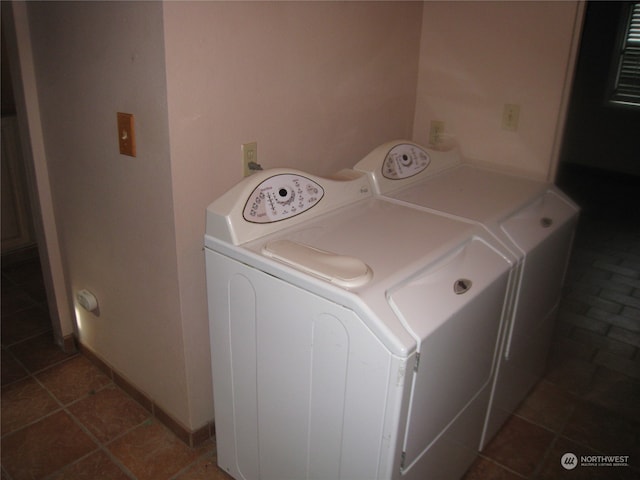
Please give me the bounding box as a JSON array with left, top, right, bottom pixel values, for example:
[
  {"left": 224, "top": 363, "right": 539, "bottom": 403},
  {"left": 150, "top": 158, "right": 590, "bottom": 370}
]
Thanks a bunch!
[{"left": 392, "top": 164, "right": 546, "bottom": 222}]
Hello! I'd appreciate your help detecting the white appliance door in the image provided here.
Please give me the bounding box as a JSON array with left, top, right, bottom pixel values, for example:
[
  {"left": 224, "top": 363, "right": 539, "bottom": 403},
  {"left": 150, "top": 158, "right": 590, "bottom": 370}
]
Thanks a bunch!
[
  {"left": 501, "top": 190, "right": 578, "bottom": 362},
  {"left": 388, "top": 238, "right": 511, "bottom": 478}
]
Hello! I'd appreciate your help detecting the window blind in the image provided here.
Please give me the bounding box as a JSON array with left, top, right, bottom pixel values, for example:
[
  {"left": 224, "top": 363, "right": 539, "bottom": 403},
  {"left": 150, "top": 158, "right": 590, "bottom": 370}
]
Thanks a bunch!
[{"left": 612, "top": 2, "right": 640, "bottom": 105}]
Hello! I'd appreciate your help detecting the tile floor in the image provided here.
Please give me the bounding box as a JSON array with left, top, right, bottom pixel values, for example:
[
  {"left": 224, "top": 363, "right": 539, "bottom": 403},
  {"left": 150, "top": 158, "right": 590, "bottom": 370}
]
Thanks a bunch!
[
  {"left": 2, "top": 163, "right": 639, "bottom": 479},
  {"left": 1, "top": 258, "right": 232, "bottom": 479},
  {"left": 462, "top": 164, "right": 640, "bottom": 479}
]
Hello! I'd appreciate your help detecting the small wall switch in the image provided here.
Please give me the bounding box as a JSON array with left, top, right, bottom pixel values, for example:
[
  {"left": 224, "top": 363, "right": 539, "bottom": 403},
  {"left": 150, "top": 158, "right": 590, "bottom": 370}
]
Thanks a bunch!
[
  {"left": 117, "top": 112, "right": 136, "bottom": 157},
  {"left": 502, "top": 104, "right": 520, "bottom": 132},
  {"left": 429, "top": 120, "right": 445, "bottom": 145}
]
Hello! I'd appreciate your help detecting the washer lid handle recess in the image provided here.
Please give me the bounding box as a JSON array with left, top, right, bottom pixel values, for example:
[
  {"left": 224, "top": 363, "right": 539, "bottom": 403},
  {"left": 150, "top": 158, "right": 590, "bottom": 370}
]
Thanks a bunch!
[{"left": 263, "top": 239, "right": 373, "bottom": 288}]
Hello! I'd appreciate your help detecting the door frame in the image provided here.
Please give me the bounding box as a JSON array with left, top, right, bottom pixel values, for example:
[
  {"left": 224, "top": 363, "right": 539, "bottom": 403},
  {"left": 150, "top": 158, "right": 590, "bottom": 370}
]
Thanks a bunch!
[{"left": 2, "top": 1, "right": 76, "bottom": 350}]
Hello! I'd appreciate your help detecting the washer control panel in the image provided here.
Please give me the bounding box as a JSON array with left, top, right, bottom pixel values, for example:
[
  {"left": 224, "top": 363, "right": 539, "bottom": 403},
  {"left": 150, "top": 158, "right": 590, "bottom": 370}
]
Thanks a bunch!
[
  {"left": 206, "top": 167, "right": 371, "bottom": 245},
  {"left": 382, "top": 143, "right": 430, "bottom": 180},
  {"left": 243, "top": 174, "right": 324, "bottom": 223}
]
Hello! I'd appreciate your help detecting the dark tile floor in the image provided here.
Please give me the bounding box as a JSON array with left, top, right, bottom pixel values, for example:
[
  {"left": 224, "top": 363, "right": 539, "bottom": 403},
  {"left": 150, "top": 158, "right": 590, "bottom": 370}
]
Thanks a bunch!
[
  {"left": 462, "top": 163, "right": 640, "bottom": 479},
  {"left": 1, "top": 254, "right": 232, "bottom": 480},
  {"left": 2, "top": 163, "right": 639, "bottom": 479}
]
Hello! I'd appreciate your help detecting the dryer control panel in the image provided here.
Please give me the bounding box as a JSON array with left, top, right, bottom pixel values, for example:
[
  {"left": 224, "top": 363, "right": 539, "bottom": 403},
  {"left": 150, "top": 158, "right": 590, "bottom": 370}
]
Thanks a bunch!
[
  {"left": 382, "top": 143, "right": 430, "bottom": 179},
  {"left": 354, "top": 139, "right": 463, "bottom": 194}
]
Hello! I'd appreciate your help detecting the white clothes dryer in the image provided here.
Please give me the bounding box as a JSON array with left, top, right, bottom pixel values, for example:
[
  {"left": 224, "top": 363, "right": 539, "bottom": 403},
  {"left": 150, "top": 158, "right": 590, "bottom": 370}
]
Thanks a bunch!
[
  {"left": 354, "top": 140, "right": 579, "bottom": 447},
  {"left": 205, "top": 168, "right": 514, "bottom": 480}
]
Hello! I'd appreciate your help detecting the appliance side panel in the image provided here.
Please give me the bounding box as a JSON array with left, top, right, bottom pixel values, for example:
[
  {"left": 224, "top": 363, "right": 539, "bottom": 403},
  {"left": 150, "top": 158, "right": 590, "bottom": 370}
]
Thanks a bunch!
[
  {"left": 207, "top": 250, "right": 257, "bottom": 480},
  {"left": 339, "top": 321, "right": 397, "bottom": 480},
  {"left": 207, "top": 248, "right": 400, "bottom": 480},
  {"left": 229, "top": 274, "right": 260, "bottom": 479},
  {"left": 308, "top": 313, "right": 350, "bottom": 479},
  {"left": 254, "top": 274, "right": 316, "bottom": 479}
]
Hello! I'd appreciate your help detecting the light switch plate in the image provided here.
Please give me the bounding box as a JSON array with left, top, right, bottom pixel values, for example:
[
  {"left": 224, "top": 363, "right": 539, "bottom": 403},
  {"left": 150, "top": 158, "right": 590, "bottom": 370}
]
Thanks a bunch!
[
  {"left": 502, "top": 104, "right": 520, "bottom": 132},
  {"left": 117, "top": 112, "right": 136, "bottom": 157}
]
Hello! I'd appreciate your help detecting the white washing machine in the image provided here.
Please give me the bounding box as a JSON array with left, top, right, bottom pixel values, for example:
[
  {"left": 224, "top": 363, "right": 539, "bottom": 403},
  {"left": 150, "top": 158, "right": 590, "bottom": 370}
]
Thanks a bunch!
[
  {"left": 354, "top": 140, "right": 579, "bottom": 446},
  {"left": 205, "top": 168, "right": 515, "bottom": 480}
]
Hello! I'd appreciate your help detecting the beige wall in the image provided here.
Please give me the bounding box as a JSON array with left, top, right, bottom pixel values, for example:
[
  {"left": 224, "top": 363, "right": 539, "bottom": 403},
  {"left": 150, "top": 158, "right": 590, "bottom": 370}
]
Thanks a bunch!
[
  {"left": 23, "top": 0, "right": 422, "bottom": 430},
  {"left": 162, "top": 0, "right": 422, "bottom": 428},
  {"left": 25, "top": 1, "right": 190, "bottom": 424},
  {"left": 21, "top": 0, "right": 581, "bottom": 432},
  {"left": 414, "top": 1, "right": 583, "bottom": 179}
]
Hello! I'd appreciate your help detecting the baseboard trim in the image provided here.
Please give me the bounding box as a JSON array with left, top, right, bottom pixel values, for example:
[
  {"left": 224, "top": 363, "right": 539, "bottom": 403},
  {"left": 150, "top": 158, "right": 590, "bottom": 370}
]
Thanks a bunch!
[
  {"left": 77, "top": 341, "right": 214, "bottom": 447},
  {"left": 61, "top": 334, "right": 77, "bottom": 353}
]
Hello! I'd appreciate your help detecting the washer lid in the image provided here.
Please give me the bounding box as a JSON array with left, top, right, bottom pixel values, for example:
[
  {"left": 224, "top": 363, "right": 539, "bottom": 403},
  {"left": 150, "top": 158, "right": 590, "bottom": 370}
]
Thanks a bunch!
[
  {"left": 246, "top": 198, "right": 481, "bottom": 291},
  {"left": 262, "top": 239, "right": 373, "bottom": 288}
]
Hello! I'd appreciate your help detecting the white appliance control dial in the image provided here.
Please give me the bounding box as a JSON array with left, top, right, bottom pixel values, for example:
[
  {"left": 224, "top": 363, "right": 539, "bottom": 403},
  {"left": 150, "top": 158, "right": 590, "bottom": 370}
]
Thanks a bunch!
[
  {"left": 382, "top": 143, "right": 431, "bottom": 179},
  {"left": 243, "top": 174, "right": 324, "bottom": 223}
]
